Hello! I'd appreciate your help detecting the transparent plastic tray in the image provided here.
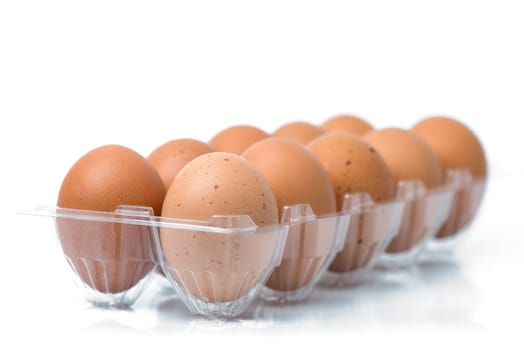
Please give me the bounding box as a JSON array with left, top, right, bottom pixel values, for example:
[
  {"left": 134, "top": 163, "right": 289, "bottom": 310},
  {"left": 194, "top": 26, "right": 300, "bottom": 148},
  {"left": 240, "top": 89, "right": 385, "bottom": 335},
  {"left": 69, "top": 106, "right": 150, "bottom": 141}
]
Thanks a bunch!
[
  {"left": 261, "top": 204, "right": 349, "bottom": 302},
  {"left": 426, "top": 169, "right": 487, "bottom": 252},
  {"left": 18, "top": 167, "right": 486, "bottom": 318},
  {"left": 377, "top": 180, "right": 455, "bottom": 268},
  {"left": 321, "top": 193, "right": 406, "bottom": 286}
]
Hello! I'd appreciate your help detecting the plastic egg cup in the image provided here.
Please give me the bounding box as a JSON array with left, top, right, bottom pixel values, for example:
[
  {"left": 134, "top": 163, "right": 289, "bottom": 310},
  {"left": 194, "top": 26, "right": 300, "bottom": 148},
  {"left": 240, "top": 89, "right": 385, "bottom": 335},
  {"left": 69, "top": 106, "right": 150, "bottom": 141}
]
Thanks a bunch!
[
  {"left": 377, "top": 180, "right": 455, "bottom": 269},
  {"left": 156, "top": 214, "right": 288, "bottom": 319},
  {"left": 426, "top": 169, "right": 487, "bottom": 253},
  {"left": 25, "top": 205, "right": 160, "bottom": 308},
  {"left": 261, "top": 204, "right": 349, "bottom": 302},
  {"left": 321, "top": 193, "right": 405, "bottom": 286}
]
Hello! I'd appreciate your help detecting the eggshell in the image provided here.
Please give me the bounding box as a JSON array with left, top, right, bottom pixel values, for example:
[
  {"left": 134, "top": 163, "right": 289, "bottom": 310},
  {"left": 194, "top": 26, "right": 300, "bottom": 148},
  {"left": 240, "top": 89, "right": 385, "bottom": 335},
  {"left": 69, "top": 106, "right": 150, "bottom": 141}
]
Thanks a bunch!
[
  {"left": 242, "top": 137, "right": 336, "bottom": 217},
  {"left": 411, "top": 116, "right": 487, "bottom": 178},
  {"left": 57, "top": 145, "right": 165, "bottom": 293},
  {"left": 209, "top": 125, "right": 269, "bottom": 155},
  {"left": 162, "top": 152, "right": 278, "bottom": 225},
  {"left": 147, "top": 138, "right": 215, "bottom": 190},
  {"left": 243, "top": 137, "right": 338, "bottom": 292},
  {"left": 160, "top": 152, "right": 280, "bottom": 302},
  {"left": 273, "top": 121, "right": 324, "bottom": 144},
  {"left": 58, "top": 145, "right": 165, "bottom": 213},
  {"left": 363, "top": 128, "right": 442, "bottom": 189},
  {"left": 412, "top": 117, "right": 487, "bottom": 241},
  {"left": 308, "top": 132, "right": 395, "bottom": 275},
  {"left": 322, "top": 115, "right": 374, "bottom": 135},
  {"left": 307, "top": 131, "right": 395, "bottom": 209}
]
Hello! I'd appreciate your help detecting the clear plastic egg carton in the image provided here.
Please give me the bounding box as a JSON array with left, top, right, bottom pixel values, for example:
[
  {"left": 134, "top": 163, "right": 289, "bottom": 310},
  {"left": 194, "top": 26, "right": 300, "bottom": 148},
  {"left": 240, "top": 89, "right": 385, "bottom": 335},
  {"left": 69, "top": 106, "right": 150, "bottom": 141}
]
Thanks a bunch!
[{"left": 19, "top": 168, "right": 486, "bottom": 319}]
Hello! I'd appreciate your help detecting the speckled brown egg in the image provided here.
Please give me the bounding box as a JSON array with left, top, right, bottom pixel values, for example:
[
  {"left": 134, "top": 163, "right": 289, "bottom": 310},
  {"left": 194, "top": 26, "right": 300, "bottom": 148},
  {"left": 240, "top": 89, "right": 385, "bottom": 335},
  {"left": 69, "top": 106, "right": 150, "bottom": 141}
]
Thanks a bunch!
[
  {"left": 364, "top": 128, "right": 442, "bottom": 190},
  {"left": 57, "top": 145, "right": 165, "bottom": 294},
  {"left": 147, "top": 138, "right": 215, "bottom": 190},
  {"left": 273, "top": 121, "right": 324, "bottom": 144},
  {"left": 411, "top": 116, "right": 487, "bottom": 178},
  {"left": 209, "top": 125, "right": 269, "bottom": 155},
  {"left": 162, "top": 152, "right": 278, "bottom": 225},
  {"left": 307, "top": 132, "right": 395, "bottom": 209},
  {"left": 322, "top": 115, "right": 374, "bottom": 135},
  {"left": 160, "top": 152, "right": 280, "bottom": 302},
  {"left": 242, "top": 137, "right": 336, "bottom": 217}
]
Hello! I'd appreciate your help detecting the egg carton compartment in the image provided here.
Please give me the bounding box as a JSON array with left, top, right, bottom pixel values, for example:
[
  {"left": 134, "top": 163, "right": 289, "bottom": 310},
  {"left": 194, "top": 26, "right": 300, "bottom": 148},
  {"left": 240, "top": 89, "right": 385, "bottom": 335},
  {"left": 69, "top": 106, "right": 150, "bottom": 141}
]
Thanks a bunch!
[
  {"left": 22, "top": 205, "right": 160, "bottom": 308},
  {"left": 376, "top": 180, "right": 455, "bottom": 269},
  {"left": 321, "top": 192, "right": 406, "bottom": 287},
  {"left": 261, "top": 204, "right": 349, "bottom": 302},
  {"left": 157, "top": 214, "right": 288, "bottom": 319},
  {"left": 425, "top": 168, "right": 487, "bottom": 253}
]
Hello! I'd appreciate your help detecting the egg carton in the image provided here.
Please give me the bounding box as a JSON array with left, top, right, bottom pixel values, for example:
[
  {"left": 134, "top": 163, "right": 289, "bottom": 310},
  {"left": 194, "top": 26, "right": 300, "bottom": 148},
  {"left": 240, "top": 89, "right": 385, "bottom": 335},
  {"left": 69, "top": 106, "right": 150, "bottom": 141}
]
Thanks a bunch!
[{"left": 19, "top": 169, "right": 486, "bottom": 319}]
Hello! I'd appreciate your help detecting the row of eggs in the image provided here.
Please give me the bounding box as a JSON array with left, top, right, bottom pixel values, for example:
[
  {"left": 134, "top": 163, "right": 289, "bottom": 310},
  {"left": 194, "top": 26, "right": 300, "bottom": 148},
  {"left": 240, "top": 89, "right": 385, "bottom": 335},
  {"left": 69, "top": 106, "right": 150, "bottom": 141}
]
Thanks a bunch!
[
  {"left": 58, "top": 115, "right": 486, "bottom": 224},
  {"left": 47, "top": 115, "right": 486, "bottom": 318}
]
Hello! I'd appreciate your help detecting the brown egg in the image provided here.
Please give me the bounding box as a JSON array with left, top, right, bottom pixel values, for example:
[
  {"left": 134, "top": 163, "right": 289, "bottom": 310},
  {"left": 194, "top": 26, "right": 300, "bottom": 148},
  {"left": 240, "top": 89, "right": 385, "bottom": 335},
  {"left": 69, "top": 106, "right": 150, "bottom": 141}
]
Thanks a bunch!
[
  {"left": 243, "top": 137, "right": 336, "bottom": 217},
  {"left": 308, "top": 131, "right": 395, "bottom": 209},
  {"left": 413, "top": 117, "right": 487, "bottom": 241},
  {"left": 242, "top": 137, "right": 337, "bottom": 292},
  {"left": 162, "top": 152, "right": 278, "bottom": 225},
  {"left": 322, "top": 115, "right": 374, "bottom": 135},
  {"left": 411, "top": 116, "right": 487, "bottom": 178},
  {"left": 57, "top": 145, "right": 165, "bottom": 294},
  {"left": 273, "top": 121, "right": 324, "bottom": 144},
  {"left": 363, "top": 128, "right": 446, "bottom": 256},
  {"left": 147, "top": 138, "right": 215, "bottom": 190},
  {"left": 58, "top": 145, "right": 165, "bottom": 213},
  {"left": 363, "top": 128, "right": 442, "bottom": 190},
  {"left": 209, "top": 125, "right": 269, "bottom": 155},
  {"left": 160, "top": 152, "right": 280, "bottom": 302}
]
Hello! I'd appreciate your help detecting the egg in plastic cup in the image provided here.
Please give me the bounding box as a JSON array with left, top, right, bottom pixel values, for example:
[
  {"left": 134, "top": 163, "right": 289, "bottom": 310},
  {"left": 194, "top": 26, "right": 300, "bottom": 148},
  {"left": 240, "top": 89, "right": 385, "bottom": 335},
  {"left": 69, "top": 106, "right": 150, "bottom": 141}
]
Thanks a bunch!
[
  {"left": 21, "top": 205, "right": 160, "bottom": 308},
  {"left": 261, "top": 204, "right": 349, "bottom": 302},
  {"left": 156, "top": 213, "right": 289, "bottom": 319},
  {"left": 425, "top": 168, "right": 487, "bottom": 253},
  {"left": 376, "top": 180, "right": 455, "bottom": 268},
  {"left": 321, "top": 192, "right": 405, "bottom": 286}
]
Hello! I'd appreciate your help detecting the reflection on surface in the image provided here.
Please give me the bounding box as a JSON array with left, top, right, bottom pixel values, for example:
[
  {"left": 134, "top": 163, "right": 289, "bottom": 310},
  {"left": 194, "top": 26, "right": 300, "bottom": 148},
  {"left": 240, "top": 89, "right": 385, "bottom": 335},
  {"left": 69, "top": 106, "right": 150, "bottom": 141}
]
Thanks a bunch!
[
  {"left": 82, "top": 304, "right": 156, "bottom": 333},
  {"left": 80, "top": 259, "right": 480, "bottom": 333},
  {"left": 418, "top": 259, "right": 478, "bottom": 326}
]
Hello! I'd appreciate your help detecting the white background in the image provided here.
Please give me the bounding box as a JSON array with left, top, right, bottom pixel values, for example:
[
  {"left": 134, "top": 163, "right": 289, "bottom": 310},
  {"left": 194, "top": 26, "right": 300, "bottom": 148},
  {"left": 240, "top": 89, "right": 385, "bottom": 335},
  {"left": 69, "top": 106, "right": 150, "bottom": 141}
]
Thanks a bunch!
[{"left": 1, "top": 0, "right": 523, "bottom": 348}]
